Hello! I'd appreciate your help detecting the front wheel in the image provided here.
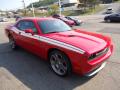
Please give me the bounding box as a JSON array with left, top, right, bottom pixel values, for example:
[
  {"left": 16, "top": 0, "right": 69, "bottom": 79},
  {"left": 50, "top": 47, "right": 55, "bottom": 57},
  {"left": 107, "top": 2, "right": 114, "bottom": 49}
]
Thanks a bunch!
[
  {"left": 49, "top": 50, "right": 72, "bottom": 77},
  {"left": 106, "top": 19, "right": 111, "bottom": 23}
]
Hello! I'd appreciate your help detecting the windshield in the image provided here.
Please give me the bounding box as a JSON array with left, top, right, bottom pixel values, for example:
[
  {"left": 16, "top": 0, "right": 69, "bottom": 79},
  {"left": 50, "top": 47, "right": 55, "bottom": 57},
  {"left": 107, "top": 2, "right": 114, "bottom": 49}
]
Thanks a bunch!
[{"left": 38, "top": 19, "right": 72, "bottom": 34}]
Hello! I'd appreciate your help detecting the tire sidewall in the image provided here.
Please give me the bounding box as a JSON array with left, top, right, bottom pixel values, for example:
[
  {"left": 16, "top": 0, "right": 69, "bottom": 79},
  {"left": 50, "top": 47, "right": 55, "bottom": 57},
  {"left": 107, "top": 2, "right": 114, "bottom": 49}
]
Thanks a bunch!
[
  {"left": 49, "top": 50, "right": 72, "bottom": 77},
  {"left": 106, "top": 19, "right": 111, "bottom": 23},
  {"left": 9, "top": 37, "right": 17, "bottom": 50}
]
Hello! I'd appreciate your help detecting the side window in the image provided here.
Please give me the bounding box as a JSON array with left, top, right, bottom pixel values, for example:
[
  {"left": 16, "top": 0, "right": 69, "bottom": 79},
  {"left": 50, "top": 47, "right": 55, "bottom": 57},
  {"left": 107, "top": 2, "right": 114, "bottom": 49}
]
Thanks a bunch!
[
  {"left": 26, "top": 21, "right": 38, "bottom": 33},
  {"left": 16, "top": 20, "right": 38, "bottom": 33},
  {"left": 16, "top": 21, "right": 26, "bottom": 30}
]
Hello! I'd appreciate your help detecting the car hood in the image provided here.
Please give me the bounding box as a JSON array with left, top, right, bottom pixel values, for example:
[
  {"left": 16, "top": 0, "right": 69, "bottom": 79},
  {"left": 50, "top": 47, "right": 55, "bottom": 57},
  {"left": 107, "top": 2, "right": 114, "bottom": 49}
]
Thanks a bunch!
[{"left": 44, "top": 29, "right": 108, "bottom": 54}]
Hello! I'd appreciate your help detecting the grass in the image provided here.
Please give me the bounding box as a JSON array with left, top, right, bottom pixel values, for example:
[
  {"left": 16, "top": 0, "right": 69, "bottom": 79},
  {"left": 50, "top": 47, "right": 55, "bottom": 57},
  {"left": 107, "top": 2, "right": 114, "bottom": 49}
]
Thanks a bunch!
[
  {"left": 83, "top": 5, "right": 106, "bottom": 15},
  {"left": 23, "top": 12, "right": 49, "bottom": 17}
]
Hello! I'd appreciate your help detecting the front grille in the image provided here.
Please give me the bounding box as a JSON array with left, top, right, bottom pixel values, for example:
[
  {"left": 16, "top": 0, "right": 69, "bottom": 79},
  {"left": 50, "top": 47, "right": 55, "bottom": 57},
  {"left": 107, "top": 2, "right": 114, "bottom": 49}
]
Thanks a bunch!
[{"left": 89, "top": 48, "right": 109, "bottom": 60}]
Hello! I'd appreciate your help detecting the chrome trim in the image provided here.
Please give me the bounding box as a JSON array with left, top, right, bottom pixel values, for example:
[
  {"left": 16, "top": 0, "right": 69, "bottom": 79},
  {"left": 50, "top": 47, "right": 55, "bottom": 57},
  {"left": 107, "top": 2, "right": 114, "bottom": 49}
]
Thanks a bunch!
[
  {"left": 96, "top": 48, "right": 109, "bottom": 57},
  {"left": 85, "top": 62, "right": 107, "bottom": 77}
]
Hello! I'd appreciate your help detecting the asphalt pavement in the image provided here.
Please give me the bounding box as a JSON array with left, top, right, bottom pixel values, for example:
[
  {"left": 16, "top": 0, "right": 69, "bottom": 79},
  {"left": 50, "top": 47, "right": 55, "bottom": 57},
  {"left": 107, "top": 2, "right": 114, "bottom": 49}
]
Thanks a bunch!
[{"left": 97, "top": 2, "right": 120, "bottom": 15}]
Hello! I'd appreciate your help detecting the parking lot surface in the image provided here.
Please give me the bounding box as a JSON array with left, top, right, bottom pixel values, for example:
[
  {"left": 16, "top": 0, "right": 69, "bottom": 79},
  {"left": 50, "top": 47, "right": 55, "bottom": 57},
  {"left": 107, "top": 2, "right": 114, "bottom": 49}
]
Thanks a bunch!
[{"left": 0, "top": 15, "right": 120, "bottom": 90}]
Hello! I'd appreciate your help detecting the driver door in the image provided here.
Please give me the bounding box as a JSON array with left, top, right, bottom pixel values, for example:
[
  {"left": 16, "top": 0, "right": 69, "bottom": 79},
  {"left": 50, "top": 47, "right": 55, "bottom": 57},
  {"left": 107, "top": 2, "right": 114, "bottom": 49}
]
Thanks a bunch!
[
  {"left": 113, "top": 14, "right": 120, "bottom": 22},
  {"left": 15, "top": 20, "right": 46, "bottom": 57},
  {"left": 117, "top": 14, "right": 120, "bottom": 22},
  {"left": 15, "top": 20, "right": 38, "bottom": 51}
]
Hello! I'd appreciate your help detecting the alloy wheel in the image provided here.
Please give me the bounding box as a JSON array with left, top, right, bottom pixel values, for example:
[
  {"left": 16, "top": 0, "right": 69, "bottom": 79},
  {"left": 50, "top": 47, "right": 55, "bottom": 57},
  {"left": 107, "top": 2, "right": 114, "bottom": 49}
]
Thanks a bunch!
[{"left": 50, "top": 53, "right": 68, "bottom": 76}]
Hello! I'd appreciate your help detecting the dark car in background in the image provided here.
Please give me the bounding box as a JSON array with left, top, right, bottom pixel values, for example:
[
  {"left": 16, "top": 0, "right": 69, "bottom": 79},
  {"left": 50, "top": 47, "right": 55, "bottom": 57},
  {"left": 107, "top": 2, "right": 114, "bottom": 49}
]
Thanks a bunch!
[
  {"left": 52, "top": 14, "right": 61, "bottom": 18},
  {"left": 104, "top": 13, "right": 120, "bottom": 22},
  {"left": 53, "top": 15, "right": 75, "bottom": 27},
  {"left": 58, "top": 17, "right": 75, "bottom": 27},
  {"left": 65, "top": 16, "right": 83, "bottom": 26}
]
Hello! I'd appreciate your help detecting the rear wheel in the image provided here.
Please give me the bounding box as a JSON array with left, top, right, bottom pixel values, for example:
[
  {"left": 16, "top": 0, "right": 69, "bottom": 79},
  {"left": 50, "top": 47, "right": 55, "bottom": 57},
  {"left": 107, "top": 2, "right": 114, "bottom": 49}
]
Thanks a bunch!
[
  {"left": 49, "top": 50, "right": 72, "bottom": 76},
  {"left": 9, "top": 37, "right": 17, "bottom": 50}
]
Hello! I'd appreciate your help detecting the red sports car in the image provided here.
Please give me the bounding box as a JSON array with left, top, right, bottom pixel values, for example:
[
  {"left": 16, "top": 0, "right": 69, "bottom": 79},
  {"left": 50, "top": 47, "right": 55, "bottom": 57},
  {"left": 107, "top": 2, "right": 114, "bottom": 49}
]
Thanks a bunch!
[{"left": 5, "top": 17, "right": 114, "bottom": 77}]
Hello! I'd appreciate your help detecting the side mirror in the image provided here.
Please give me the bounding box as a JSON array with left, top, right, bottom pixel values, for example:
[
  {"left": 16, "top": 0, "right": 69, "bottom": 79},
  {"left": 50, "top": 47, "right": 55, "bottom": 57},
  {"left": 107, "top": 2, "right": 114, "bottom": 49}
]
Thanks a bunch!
[{"left": 25, "top": 29, "right": 34, "bottom": 35}]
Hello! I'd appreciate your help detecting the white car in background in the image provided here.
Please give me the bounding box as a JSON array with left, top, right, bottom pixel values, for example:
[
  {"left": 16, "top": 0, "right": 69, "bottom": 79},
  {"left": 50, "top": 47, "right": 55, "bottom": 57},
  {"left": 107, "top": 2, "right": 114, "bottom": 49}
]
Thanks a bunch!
[
  {"left": 0, "top": 17, "right": 8, "bottom": 22},
  {"left": 105, "top": 8, "right": 113, "bottom": 14}
]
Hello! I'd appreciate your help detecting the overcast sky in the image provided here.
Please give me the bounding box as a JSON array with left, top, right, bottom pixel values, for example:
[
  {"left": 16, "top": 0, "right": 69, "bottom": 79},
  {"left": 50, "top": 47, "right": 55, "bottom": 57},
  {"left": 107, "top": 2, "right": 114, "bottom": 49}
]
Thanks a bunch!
[{"left": 0, "top": 0, "right": 39, "bottom": 10}]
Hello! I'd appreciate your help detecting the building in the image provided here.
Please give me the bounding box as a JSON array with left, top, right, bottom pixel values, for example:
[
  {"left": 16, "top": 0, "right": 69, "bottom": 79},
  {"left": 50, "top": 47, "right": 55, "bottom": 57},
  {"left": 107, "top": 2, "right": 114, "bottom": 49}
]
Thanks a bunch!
[
  {"left": 62, "top": 0, "right": 78, "bottom": 4},
  {"left": 61, "top": 0, "right": 79, "bottom": 7}
]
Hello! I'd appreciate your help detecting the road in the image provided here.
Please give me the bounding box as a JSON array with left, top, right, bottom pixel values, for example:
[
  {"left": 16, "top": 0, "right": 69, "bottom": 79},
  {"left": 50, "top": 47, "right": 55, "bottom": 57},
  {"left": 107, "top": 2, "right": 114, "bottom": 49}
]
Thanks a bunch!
[
  {"left": 0, "top": 16, "right": 120, "bottom": 90},
  {"left": 97, "top": 2, "right": 120, "bottom": 15}
]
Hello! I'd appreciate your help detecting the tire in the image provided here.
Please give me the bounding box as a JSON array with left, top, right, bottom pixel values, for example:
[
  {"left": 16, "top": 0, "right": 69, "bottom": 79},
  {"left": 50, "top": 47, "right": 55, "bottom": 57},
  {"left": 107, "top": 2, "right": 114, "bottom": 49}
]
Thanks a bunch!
[
  {"left": 49, "top": 50, "right": 72, "bottom": 77},
  {"left": 106, "top": 19, "right": 111, "bottom": 23},
  {"left": 9, "top": 36, "right": 17, "bottom": 50}
]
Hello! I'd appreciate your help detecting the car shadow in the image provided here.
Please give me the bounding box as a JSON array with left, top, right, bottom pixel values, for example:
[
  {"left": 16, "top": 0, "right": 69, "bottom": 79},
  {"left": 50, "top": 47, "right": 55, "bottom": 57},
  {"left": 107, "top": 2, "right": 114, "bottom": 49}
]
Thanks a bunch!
[
  {"left": 100, "top": 21, "right": 120, "bottom": 24},
  {"left": 0, "top": 43, "right": 93, "bottom": 90}
]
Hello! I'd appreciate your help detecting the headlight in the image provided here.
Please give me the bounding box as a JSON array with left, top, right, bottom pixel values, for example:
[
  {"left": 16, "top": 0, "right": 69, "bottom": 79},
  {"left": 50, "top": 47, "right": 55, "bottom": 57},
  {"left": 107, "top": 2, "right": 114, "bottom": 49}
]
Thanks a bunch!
[{"left": 89, "top": 48, "right": 109, "bottom": 60}]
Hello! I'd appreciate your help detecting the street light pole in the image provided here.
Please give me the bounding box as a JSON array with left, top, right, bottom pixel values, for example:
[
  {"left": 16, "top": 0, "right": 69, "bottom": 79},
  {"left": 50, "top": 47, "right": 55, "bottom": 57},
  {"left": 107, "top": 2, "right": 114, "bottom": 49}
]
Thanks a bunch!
[
  {"left": 22, "top": 0, "right": 26, "bottom": 15},
  {"left": 59, "top": 0, "right": 61, "bottom": 16},
  {"left": 30, "top": 0, "right": 35, "bottom": 17}
]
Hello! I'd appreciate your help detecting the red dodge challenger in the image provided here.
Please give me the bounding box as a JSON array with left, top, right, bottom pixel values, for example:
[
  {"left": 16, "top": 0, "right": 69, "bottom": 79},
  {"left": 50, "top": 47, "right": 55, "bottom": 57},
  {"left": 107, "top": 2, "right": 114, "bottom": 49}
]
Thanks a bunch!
[{"left": 5, "top": 17, "right": 114, "bottom": 77}]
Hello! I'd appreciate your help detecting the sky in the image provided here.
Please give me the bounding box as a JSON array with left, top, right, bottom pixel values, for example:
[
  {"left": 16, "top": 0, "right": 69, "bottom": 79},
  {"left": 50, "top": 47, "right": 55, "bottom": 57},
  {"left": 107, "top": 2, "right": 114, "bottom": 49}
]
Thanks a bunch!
[{"left": 0, "top": 0, "right": 39, "bottom": 11}]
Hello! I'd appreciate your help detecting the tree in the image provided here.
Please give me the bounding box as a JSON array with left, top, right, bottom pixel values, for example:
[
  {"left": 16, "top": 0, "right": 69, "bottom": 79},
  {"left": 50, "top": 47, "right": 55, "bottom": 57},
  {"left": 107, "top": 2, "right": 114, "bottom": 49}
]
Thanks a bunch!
[
  {"left": 49, "top": 4, "right": 59, "bottom": 15},
  {"left": 27, "top": 0, "right": 58, "bottom": 8}
]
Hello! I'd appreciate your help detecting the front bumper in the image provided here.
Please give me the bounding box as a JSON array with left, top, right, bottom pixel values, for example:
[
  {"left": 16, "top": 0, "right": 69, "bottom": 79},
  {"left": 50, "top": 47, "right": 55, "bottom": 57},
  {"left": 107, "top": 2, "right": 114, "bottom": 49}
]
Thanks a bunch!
[
  {"left": 85, "top": 62, "right": 107, "bottom": 77},
  {"left": 70, "top": 44, "right": 114, "bottom": 76}
]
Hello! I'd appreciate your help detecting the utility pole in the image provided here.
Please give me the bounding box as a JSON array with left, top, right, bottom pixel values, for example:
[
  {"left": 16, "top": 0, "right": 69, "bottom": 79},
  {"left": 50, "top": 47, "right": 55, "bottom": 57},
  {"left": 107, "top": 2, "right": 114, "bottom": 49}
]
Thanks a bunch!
[
  {"left": 22, "top": 0, "right": 26, "bottom": 15},
  {"left": 59, "top": 0, "right": 61, "bottom": 16},
  {"left": 31, "top": 3, "right": 35, "bottom": 17},
  {"left": 30, "top": 0, "right": 35, "bottom": 17}
]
